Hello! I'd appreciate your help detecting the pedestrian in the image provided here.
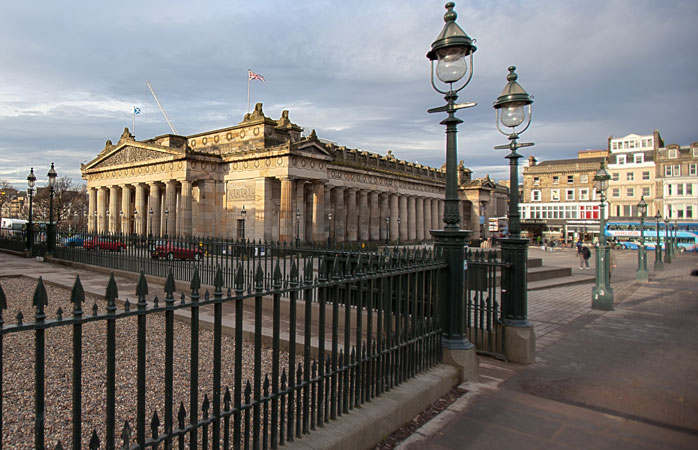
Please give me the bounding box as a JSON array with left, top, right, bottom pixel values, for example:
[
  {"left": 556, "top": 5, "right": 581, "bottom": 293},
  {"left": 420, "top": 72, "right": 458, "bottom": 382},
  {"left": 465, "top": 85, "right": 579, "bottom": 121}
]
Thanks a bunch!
[
  {"left": 582, "top": 245, "right": 591, "bottom": 269},
  {"left": 577, "top": 240, "right": 585, "bottom": 269}
]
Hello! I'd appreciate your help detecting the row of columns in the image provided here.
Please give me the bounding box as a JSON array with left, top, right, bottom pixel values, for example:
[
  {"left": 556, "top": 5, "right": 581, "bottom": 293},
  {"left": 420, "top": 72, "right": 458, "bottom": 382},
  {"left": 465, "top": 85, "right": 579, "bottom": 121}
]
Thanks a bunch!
[
  {"left": 279, "top": 178, "right": 445, "bottom": 244},
  {"left": 88, "top": 180, "right": 193, "bottom": 237}
]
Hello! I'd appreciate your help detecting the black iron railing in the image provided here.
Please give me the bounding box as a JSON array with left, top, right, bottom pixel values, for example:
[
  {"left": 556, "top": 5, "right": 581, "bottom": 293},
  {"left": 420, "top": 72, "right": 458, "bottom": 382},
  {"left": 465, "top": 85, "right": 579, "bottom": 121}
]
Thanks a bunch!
[
  {"left": 465, "top": 249, "right": 505, "bottom": 358},
  {"left": 0, "top": 244, "right": 445, "bottom": 449}
]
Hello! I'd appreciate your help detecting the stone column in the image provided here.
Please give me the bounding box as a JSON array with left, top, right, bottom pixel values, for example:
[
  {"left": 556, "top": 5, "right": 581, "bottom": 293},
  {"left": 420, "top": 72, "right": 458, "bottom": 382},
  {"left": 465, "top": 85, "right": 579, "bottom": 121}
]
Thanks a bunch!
[
  {"left": 407, "top": 195, "right": 416, "bottom": 241},
  {"left": 180, "top": 180, "right": 193, "bottom": 237},
  {"left": 399, "top": 195, "right": 408, "bottom": 241},
  {"left": 346, "top": 189, "right": 358, "bottom": 241},
  {"left": 369, "top": 191, "right": 380, "bottom": 241},
  {"left": 88, "top": 187, "right": 97, "bottom": 233},
  {"left": 121, "top": 185, "right": 131, "bottom": 234},
  {"left": 312, "top": 182, "right": 326, "bottom": 244},
  {"left": 148, "top": 182, "right": 161, "bottom": 237},
  {"left": 438, "top": 200, "right": 445, "bottom": 230},
  {"left": 296, "top": 180, "right": 306, "bottom": 243},
  {"left": 358, "top": 190, "right": 369, "bottom": 241},
  {"left": 416, "top": 197, "right": 424, "bottom": 241},
  {"left": 424, "top": 198, "right": 432, "bottom": 237},
  {"left": 380, "top": 193, "right": 390, "bottom": 241},
  {"left": 432, "top": 197, "right": 440, "bottom": 231},
  {"left": 279, "top": 177, "right": 295, "bottom": 243},
  {"left": 109, "top": 186, "right": 119, "bottom": 234},
  {"left": 96, "top": 187, "right": 107, "bottom": 234},
  {"left": 165, "top": 180, "right": 177, "bottom": 237},
  {"left": 255, "top": 178, "right": 274, "bottom": 241},
  {"left": 333, "top": 187, "right": 346, "bottom": 242},
  {"left": 390, "top": 194, "right": 399, "bottom": 242},
  {"left": 135, "top": 183, "right": 146, "bottom": 235}
]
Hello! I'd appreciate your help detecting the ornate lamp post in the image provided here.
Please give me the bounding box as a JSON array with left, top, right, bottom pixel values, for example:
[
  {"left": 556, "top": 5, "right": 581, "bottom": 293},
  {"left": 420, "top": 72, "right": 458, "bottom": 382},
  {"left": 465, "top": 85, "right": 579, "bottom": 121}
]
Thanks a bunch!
[
  {"left": 148, "top": 207, "right": 154, "bottom": 238},
  {"left": 396, "top": 216, "right": 401, "bottom": 246},
  {"left": 653, "top": 211, "right": 663, "bottom": 271},
  {"left": 26, "top": 168, "right": 36, "bottom": 253},
  {"left": 385, "top": 216, "right": 390, "bottom": 246},
  {"left": 427, "top": 2, "right": 479, "bottom": 371},
  {"left": 119, "top": 210, "right": 124, "bottom": 236},
  {"left": 674, "top": 220, "right": 679, "bottom": 253},
  {"left": 240, "top": 205, "right": 247, "bottom": 240},
  {"left": 591, "top": 161, "right": 613, "bottom": 310},
  {"left": 295, "top": 208, "right": 301, "bottom": 248},
  {"left": 635, "top": 196, "right": 648, "bottom": 282},
  {"left": 47, "top": 163, "right": 57, "bottom": 256},
  {"left": 327, "top": 211, "right": 332, "bottom": 245},
  {"left": 133, "top": 210, "right": 138, "bottom": 235},
  {"left": 663, "top": 216, "right": 671, "bottom": 263},
  {"left": 93, "top": 211, "right": 97, "bottom": 235},
  {"left": 106, "top": 210, "right": 110, "bottom": 236},
  {"left": 164, "top": 208, "right": 169, "bottom": 238},
  {"left": 493, "top": 65, "right": 534, "bottom": 330}
]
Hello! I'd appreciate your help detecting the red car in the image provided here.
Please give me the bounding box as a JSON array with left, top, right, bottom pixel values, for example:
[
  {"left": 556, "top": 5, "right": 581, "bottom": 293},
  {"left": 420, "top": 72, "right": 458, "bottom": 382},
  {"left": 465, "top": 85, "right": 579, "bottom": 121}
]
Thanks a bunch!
[
  {"left": 83, "top": 236, "right": 127, "bottom": 251},
  {"left": 151, "top": 241, "right": 203, "bottom": 261}
]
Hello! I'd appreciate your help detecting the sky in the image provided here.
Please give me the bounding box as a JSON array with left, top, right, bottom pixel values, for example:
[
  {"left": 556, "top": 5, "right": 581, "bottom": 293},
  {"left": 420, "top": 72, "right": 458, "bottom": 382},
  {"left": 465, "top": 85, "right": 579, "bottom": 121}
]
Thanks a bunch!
[{"left": 1, "top": 0, "right": 697, "bottom": 189}]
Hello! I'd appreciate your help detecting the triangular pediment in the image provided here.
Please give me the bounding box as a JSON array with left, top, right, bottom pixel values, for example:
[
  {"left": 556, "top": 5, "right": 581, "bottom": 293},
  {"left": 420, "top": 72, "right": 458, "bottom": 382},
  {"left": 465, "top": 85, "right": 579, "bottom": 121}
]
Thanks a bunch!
[
  {"left": 85, "top": 144, "right": 179, "bottom": 171},
  {"left": 293, "top": 140, "right": 333, "bottom": 159}
]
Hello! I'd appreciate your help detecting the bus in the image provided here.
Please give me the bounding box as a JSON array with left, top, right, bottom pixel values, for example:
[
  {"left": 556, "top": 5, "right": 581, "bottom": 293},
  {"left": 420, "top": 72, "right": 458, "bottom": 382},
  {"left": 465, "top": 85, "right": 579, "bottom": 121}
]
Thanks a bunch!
[
  {"left": 0, "top": 218, "right": 27, "bottom": 238},
  {"left": 604, "top": 221, "right": 698, "bottom": 252}
]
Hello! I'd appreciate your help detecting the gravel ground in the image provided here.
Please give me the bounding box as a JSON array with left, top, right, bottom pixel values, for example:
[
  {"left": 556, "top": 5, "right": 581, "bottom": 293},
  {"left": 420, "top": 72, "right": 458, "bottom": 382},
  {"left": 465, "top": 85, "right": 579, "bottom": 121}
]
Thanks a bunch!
[{"left": 0, "top": 275, "right": 295, "bottom": 449}]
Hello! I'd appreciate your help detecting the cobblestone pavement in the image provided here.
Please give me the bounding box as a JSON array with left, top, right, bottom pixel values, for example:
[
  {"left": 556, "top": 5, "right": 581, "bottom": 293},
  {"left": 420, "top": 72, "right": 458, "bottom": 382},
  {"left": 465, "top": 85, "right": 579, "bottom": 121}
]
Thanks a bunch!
[{"left": 401, "top": 247, "right": 698, "bottom": 450}]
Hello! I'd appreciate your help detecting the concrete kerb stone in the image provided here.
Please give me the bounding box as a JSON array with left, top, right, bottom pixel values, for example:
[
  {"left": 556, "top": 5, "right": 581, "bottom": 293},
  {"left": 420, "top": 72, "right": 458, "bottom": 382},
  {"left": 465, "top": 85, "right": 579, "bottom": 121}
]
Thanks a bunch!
[{"left": 283, "top": 364, "right": 459, "bottom": 450}]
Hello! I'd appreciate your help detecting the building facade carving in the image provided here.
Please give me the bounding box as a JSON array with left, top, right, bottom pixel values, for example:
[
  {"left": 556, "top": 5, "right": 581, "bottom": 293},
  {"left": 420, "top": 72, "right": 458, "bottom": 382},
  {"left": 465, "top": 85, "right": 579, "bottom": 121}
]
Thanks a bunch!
[{"left": 81, "top": 103, "right": 500, "bottom": 243}]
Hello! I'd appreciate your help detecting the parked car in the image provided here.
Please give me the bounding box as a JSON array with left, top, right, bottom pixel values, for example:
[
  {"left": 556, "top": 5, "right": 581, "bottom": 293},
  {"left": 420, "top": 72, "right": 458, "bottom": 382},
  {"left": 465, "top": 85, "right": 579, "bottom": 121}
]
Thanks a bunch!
[
  {"left": 61, "top": 234, "right": 85, "bottom": 247},
  {"left": 151, "top": 241, "right": 203, "bottom": 261},
  {"left": 83, "top": 236, "right": 126, "bottom": 251}
]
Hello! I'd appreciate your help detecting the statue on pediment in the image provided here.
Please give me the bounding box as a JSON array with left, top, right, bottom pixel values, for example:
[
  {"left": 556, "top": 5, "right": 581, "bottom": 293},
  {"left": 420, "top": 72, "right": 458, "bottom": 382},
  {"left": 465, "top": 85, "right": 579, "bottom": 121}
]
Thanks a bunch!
[{"left": 119, "top": 127, "right": 134, "bottom": 141}]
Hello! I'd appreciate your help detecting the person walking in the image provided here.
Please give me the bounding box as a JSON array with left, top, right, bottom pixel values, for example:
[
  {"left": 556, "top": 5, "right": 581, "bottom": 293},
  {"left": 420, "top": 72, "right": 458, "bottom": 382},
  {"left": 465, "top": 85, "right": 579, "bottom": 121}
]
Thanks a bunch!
[
  {"left": 582, "top": 244, "right": 591, "bottom": 269},
  {"left": 577, "top": 240, "right": 585, "bottom": 269}
]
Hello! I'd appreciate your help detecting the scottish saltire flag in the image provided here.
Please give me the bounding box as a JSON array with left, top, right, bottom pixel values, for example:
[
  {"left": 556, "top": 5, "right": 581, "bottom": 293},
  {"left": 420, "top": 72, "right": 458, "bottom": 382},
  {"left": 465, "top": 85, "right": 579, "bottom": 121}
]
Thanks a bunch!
[
  {"left": 248, "top": 70, "right": 265, "bottom": 82},
  {"left": 133, "top": 106, "right": 141, "bottom": 114}
]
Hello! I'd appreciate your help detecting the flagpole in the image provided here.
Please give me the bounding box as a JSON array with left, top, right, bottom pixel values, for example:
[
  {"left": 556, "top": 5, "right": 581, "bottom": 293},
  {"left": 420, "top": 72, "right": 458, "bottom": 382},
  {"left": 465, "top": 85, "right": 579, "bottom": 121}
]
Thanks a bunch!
[
  {"left": 132, "top": 108, "right": 136, "bottom": 135},
  {"left": 247, "top": 69, "right": 251, "bottom": 113}
]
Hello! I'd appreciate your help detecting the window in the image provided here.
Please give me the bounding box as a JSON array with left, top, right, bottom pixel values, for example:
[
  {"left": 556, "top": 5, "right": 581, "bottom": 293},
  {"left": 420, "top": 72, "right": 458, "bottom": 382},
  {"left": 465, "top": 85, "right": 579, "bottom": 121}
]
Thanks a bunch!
[
  {"left": 642, "top": 171, "right": 650, "bottom": 180},
  {"left": 669, "top": 148, "right": 677, "bottom": 158},
  {"left": 580, "top": 175, "right": 588, "bottom": 183},
  {"left": 612, "top": 188, "right": 620, "bottom": 198},
  {"left": 629, "top": 140, "right": 636, "bottom": 149},
  {"left": 688, "top": 205, "right": 694, "bottom": 218},
  {"left": 667, "top": 184, "right": 673, "bottom": 196},
  {"left": 678, "top": 184, "right": 684, "bottom": 195},
  {"left": 665, "top": 164, "right": 680, "bottom": 176},
  {"left": 626, "top": 172, "right": 634, "bottom": 181},
  {"left": 688, "top": 185, "right": 693, "bottom": 196},
  {"left": 626, "top": 187, "right": 634, "bottom": 197},
  {"left": 552, "top": 176, "right": 559, "bottom": 184},
  {"left": 237, "top": 219, "right": 245, "bottom": 240},
  {"left": 566, "top": 189, "right": 575, "bottom": 201},
  {"left": 567, "top": 175, "right": 574, "bottom": 184},
  {"left": 551, "top": 189, "right": 560, "bottom": 201},
  {"left": 531, "top": 190, "right": 541, "bottom": 201},
  {"left": 634, "top": 153, "right": 644, "bottom": 164},
  {"left": 642, "top": 186, "right": 650, "bottom": 196},
  {"left": 689, "top": 163, "right": 697, "bottom": 176},
  {"left": 612, "top": 172, "right": 620, "bottom": 181},
  {"left": 533, "top": 177, "right": 540, "bottom": 185},
  {"left": 580, "top": 188, "right": 589, "bottom": 200},
  {"left": 617, "top": 155, "right": 626, "bottom": 165}
]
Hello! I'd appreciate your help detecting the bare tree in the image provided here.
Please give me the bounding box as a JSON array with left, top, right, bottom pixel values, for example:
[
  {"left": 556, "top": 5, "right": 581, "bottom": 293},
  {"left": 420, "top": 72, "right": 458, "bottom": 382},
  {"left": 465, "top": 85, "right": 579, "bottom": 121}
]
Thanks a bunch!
[
  {"left": 32, "top": 178, "right": 88, "bottom": 231},
  {"left": 0, "top": 180, "right": 19, "bottom": 230}
]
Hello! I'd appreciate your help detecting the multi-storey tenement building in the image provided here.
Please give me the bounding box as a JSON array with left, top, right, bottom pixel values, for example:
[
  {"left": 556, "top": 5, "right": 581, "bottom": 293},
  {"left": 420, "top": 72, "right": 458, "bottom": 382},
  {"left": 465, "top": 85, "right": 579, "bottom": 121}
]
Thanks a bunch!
[
  {"left": 519, "top": 150, "right": 606, "bottom": 243},
  {"left": 607, "top": 131, "right": 661, "bottom": 217},
  {"left": 656, "top": 142, "right": 698, "bottom": 220}
]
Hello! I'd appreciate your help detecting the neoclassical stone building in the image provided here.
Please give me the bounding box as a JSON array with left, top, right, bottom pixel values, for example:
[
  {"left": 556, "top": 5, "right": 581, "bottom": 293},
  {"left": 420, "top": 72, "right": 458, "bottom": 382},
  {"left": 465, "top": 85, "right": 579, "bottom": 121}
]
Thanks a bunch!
[{"left": 81, "top": 103, "right": 504, "bottom": 243}]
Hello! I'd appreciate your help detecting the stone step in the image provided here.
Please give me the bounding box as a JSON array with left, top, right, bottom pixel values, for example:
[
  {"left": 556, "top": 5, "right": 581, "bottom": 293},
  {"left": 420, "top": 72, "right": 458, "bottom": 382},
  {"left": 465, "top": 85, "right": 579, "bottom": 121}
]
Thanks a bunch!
[{"left": 527, "top": 265, "right": 572, "bottom": 282}]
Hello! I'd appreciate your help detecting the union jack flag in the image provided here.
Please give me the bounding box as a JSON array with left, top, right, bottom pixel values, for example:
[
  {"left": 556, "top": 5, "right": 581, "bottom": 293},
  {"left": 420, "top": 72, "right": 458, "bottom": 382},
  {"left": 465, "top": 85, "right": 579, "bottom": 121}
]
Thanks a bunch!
[{"left": 248, "top": 70, "right": 265, "bottom": 82}]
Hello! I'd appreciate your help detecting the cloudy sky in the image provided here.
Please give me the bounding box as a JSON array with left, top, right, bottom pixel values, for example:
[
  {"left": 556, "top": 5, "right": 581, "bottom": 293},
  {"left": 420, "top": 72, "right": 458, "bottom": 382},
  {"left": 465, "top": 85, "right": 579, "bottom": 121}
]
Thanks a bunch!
[{"left": 1, "top": 0, "right": 696, "bottom": 189}]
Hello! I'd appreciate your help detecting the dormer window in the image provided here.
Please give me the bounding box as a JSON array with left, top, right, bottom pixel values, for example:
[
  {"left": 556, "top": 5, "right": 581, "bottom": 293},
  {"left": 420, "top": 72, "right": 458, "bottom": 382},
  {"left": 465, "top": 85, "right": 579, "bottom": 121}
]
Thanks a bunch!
[
  {"left": 617, "top": 155, "right": 626, "bottom": 165},
  {"left": 669, "top": 148, "right": 678, "bottom": 158}
]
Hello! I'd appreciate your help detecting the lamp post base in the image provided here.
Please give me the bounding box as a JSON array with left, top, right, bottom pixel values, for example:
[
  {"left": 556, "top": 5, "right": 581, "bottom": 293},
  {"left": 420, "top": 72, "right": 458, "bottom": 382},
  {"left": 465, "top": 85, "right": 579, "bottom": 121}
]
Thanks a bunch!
[
  {"left": 635, "top": 246, "right": 648, "bottom": 282},
  {"left": 442, "top": 346, "right": 479, "bottom": 382},
  {"left": 592, "top": 244, "right": 614, "bottom": 311},
  {"left": 503, "top": 324, "right": 536, "bottom": 364}
]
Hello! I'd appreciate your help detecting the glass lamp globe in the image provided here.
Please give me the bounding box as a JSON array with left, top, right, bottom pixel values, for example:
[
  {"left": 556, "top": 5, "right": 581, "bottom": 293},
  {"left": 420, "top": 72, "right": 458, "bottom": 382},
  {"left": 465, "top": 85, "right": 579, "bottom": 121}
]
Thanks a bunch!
[
  {"left": 435, "top": 47, "right": 467, "bottom": 83},
  {"left": 500, "top": 103, "right": 526, "bottom": 128}
]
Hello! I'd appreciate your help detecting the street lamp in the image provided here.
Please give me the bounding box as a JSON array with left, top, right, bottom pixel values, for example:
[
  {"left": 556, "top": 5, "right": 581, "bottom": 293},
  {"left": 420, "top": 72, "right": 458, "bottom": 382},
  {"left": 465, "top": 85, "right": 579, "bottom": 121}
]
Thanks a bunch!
[
  {"left": 635, "top": 195, "right": 648, "bottom": 282},
  {"left": 148, "top": 208, "right": 154, "bottom": 238},
  {"left": 385, "top": 216, "right": 390, "bottom": 246},
  {"left": 295, "top": 208, "right": 301, "bottom": 248},
  {"left": 397, "top": 216, "right": 401, "bottom": 246},
  {"left": 119, "top": 210, "right": 124, "bottom": 236},
  {"left": 493, "top": 65, "right": 534, "bottom": 327},
  {"left": 663, "top": 216, "right": 671, "bottom": 263},
  {"left": 106, "top": 210, "right": 110, "bottom": 236},
  {"left": 133, "top": 210, "right": 138, "bottom": 235},
  {"left": 327, "top": 211, "right": 332, "bottom": 246},
  {"left": 26, "top": 167, "right": 36, "bottom": 253},
  {"left": 427, "top": 2, "right": 477, "bottom": 357},
  {"left": 93, "top": 210, "right": 97, "bottom": 235},
  {"left": 240, "top": 205, "right": 246, "bottom": 241},
  {"left": 591, "top": 161, "right": 613, "bottom": 310},
  {"left": 653, "top": 211, "right": 663, "bottom": 271},
  {"left": 164, "top": 208, "right": 169, "bottom": 238},
  {"left": 47, "top": 163, "right": 57, "bottom": 256},
  {"left": 674, "top": 220, "right": 679, "bottom": 253}
]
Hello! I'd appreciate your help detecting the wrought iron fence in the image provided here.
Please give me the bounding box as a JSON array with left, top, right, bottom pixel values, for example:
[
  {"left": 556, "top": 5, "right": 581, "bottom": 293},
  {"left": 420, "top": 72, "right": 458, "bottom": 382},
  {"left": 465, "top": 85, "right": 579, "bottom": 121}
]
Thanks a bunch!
[
  {"left": 0, "top": 244, "right": 445, "bottom": 449},
  {"left": 465, "top": 249, "right": 505, "bottom": 358}
]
